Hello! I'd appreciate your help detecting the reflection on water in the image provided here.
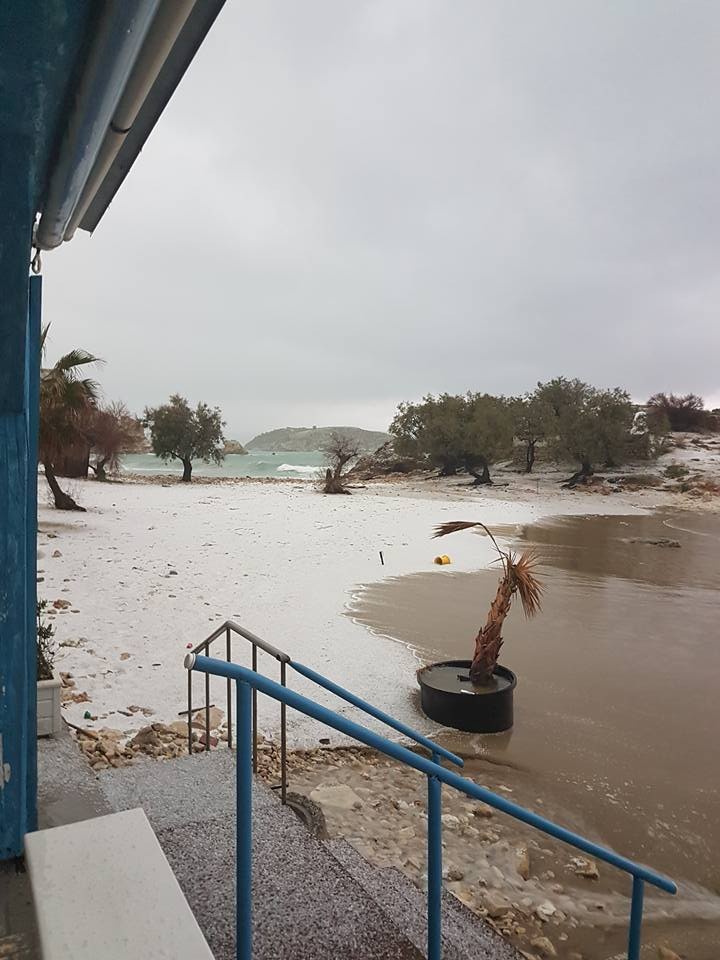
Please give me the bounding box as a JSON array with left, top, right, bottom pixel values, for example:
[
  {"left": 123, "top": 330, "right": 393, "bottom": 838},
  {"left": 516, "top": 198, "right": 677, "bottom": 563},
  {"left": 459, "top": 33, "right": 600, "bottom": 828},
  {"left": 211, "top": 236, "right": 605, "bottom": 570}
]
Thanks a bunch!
[{"left": 352, "top": 510, "right": 720, "bottom": 958}]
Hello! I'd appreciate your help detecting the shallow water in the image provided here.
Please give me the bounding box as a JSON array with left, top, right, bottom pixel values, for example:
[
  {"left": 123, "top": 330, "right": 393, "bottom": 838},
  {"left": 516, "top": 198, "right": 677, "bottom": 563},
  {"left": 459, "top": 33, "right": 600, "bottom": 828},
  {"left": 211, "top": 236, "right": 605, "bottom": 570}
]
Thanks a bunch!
[{"left": 352, "top": 510, "right": 720, "bottom": 957}]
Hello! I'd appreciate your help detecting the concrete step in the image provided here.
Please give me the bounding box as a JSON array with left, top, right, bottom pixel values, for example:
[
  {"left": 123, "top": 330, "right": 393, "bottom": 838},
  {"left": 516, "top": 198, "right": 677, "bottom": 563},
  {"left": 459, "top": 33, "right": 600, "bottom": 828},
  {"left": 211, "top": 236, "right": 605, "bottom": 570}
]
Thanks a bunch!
[
  {"left": 326, "top": 838, "right": 522, "bottom": 960},
  {"left": 99, "top": 751, "right": 425, "bottom": 960},
  {"left": 25, "top": 808, "right": 214, "bottom": 960}
]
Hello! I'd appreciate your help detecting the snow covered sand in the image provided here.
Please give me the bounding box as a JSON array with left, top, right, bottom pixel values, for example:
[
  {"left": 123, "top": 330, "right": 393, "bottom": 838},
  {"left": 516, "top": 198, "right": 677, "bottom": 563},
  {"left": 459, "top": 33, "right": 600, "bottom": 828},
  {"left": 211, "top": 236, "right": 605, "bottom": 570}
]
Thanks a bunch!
[{"left": 39, "top": 479, "right": 646, "bottom": 745}]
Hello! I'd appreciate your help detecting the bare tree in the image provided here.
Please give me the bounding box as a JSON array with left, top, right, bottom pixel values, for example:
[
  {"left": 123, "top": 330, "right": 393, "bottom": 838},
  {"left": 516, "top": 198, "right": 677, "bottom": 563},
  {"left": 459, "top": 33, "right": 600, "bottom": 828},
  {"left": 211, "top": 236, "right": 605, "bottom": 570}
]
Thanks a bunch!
[
  {"left": 321, "top": 432, "right": 360, "bottom": 494},
  {"left": 87, "top": 401, "right": 144, "bottom": 480}
]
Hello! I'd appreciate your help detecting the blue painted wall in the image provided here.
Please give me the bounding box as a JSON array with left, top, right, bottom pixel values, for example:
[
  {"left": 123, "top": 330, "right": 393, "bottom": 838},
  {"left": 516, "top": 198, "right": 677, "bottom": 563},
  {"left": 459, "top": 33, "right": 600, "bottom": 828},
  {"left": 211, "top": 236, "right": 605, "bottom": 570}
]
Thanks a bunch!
[{"left": 0, "top": 1, "right": 93, "bottom": 858}]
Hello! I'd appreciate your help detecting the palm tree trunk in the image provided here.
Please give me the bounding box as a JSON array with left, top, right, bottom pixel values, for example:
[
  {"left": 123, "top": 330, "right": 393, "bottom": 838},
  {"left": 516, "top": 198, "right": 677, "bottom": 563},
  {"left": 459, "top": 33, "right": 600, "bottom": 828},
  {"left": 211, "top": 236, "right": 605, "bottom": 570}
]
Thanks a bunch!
[
  {"left": 469, "top": 576, "right": 512, "bottom": 684},
  {"left": 43, "top": 461, "right": 85, "bottom": 511}
]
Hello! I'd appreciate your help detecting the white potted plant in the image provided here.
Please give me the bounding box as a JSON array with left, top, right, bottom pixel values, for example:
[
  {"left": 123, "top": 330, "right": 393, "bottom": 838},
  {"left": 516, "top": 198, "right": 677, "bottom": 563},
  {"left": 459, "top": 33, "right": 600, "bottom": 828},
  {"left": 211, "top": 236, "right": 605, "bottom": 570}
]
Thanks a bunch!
[{"left": 37, "top": 600, "right": 62, "bottom": 736}]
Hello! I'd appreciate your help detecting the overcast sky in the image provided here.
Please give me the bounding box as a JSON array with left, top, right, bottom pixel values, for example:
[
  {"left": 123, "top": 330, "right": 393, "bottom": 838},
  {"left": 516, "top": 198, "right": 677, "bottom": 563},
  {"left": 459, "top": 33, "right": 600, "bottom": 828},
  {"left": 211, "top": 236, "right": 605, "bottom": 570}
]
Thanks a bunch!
[{"left": 44, "top": 1, "right": 720, "bottom": 442}]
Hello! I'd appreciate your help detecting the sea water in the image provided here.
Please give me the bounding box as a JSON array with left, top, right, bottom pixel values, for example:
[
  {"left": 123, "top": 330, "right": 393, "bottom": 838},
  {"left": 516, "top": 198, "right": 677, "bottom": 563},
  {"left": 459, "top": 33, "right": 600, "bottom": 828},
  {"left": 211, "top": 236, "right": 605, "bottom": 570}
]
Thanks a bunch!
[{"left": 120, "top": 451, "right": 326, "bottom": 480}]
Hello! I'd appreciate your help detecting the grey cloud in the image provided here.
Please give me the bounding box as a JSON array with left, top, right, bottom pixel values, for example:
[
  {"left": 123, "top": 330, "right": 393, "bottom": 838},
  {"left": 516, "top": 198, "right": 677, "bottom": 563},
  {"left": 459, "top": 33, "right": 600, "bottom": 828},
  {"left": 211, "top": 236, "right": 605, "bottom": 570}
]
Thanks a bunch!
[{"left": 43, "top": 1, "right": 720, "bottom": 440}]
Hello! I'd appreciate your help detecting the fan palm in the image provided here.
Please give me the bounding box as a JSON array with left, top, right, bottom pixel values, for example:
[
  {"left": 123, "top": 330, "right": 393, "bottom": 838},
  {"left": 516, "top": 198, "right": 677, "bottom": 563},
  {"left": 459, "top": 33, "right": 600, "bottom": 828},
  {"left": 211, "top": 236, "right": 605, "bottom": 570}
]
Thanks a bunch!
[
  {"left": 433, "top": 521, "right": 543, "bottom": 685},
  {"left": 39, "top": 325, "right": 102, "bottom": 510}
]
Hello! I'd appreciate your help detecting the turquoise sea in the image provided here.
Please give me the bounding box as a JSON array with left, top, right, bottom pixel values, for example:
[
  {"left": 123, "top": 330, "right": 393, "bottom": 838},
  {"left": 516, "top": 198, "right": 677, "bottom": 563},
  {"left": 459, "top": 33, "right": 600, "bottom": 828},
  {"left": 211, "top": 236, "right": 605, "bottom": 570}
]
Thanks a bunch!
[{"left": 120, "top": 451, "right": 326, "bottom": 479}]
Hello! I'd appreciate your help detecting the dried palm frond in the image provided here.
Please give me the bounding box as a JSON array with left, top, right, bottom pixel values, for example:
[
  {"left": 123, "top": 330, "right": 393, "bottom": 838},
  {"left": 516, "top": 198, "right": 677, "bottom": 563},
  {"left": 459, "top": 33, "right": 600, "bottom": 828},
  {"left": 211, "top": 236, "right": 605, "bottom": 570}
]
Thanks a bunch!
[
  {"left": 433, "top": 521, "right": 491, "bottom": 538},
  {"left": 505, "top": 550, "right": 543, "bottom": 618},
  {"left": 433, "top": 520, "right": 503, "bottom": 564}
]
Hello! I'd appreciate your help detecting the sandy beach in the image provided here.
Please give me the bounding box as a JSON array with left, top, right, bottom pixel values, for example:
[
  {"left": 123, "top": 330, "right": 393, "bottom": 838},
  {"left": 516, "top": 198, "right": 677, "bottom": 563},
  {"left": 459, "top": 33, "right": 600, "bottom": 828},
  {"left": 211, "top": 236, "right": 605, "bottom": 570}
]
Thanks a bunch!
[{"left": 38, "top": 474, "right": 651, "bottom": 742}]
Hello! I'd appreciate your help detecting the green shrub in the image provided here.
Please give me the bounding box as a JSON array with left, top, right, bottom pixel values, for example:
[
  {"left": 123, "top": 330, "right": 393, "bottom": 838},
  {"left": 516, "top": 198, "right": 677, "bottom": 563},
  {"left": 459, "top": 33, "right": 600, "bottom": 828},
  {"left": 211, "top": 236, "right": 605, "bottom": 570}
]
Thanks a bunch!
[
  {"left": 37, "top": 600, "right": 55, "bottom": 680},
  {"left": 664, "top": 464, "right": 689, "bottom": 479}
]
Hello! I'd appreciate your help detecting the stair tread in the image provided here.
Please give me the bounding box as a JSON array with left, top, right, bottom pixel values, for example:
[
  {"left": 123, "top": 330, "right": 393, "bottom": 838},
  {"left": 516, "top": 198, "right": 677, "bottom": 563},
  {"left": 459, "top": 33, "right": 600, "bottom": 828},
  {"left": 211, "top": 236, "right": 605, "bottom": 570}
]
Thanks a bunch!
[{"left": 100, "top": 752, "right": 425, "bottom": 960}]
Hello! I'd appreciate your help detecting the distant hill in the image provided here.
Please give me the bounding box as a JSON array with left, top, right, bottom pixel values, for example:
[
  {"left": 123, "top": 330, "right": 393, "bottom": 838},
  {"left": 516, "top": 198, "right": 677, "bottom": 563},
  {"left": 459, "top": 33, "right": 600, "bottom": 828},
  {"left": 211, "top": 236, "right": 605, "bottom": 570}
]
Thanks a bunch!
[{"left": 245, "top": 426, "right": 391, "bottom": 453}]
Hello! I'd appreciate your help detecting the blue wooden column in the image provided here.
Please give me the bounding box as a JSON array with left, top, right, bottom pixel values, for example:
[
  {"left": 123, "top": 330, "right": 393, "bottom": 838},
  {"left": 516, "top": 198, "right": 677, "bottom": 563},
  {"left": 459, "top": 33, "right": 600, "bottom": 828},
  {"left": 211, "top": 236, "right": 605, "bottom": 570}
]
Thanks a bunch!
[
  {"left": 0, "top": 269, "right": 41, "bottom": 858},
  {"left": 0, "top": 0, "right": 94, "bottom": 860}
]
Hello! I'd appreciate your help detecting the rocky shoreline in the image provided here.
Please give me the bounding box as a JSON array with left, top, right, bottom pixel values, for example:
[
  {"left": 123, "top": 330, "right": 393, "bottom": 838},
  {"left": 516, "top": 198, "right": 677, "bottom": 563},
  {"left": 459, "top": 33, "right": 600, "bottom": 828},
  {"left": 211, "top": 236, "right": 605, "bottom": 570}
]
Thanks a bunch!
[
  {"left": 68, "top": 717, "right": 683, "bottom": 960},
  {"left": 254, "top": 740, "right": 686, "bottom": 960}
]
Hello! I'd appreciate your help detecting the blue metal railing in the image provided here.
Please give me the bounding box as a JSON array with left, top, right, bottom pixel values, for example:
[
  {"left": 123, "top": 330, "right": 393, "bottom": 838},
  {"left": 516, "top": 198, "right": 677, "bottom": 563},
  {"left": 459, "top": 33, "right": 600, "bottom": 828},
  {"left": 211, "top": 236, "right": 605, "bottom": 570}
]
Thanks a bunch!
[
  {"left": 188, "top": 620, "right": 462, "bottom": 806},
  {"left": 185, "top": 653, "right": 677, "bottom": 960}
]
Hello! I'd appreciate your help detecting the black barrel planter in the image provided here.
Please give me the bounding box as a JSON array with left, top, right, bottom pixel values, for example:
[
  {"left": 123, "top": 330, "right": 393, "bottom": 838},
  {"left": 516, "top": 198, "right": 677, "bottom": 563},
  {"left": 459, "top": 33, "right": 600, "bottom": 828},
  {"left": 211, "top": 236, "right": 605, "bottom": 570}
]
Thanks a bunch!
[{"left": 417, "top": 660, "right": 517, "bottom": 733}]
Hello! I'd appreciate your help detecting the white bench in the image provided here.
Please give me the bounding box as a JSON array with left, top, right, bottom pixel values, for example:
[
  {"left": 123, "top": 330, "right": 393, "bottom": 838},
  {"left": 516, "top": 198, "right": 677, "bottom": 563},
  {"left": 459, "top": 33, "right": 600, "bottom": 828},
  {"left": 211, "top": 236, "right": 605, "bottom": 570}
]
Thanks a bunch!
[{"left": 25, "top": 808, "right": 215, "bottom": 959}]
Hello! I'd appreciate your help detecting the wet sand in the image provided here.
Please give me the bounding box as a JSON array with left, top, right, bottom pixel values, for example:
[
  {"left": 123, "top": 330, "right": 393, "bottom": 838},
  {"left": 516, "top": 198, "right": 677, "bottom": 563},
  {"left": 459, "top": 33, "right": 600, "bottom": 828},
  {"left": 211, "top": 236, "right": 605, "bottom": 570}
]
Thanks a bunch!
[{"left": 351, "top": 511, "right": 720, "bottom": 958}]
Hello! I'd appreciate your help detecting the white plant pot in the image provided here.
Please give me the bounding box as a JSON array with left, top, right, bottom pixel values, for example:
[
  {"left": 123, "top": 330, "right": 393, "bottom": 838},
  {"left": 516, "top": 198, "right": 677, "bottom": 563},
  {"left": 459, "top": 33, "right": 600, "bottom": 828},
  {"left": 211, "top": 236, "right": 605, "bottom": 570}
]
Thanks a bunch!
[{"left": 37, "top": 670, "right": 63, "bottom": 737}]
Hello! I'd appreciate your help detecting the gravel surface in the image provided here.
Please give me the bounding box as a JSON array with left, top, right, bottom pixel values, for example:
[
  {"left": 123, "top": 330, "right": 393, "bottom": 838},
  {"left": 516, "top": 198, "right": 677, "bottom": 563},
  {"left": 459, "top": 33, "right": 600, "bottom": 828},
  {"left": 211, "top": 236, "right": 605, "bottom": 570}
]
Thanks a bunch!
[{"left": 100, "top": 750, "right": 424, "bottom": 959}]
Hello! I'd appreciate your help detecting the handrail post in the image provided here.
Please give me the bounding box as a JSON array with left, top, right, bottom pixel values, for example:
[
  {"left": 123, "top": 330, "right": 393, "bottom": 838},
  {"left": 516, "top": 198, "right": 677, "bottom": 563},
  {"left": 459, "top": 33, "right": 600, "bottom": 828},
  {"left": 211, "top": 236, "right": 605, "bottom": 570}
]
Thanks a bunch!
[
  {"left": 627, "top": 876, "right": 644, "bottom": 960},
  {"left": 187, "top": 667, "right": 193, "bottom": 755},
  {"left": 251, "top": 644, "right": 258, "bottom": 773},
  {"left": 205, "top": 640, "right": 212, "bottom": 752},
  {"left": 226, "top": 625, "right": 233, "bottom": 751},
  {"left": 236, "top": 680, "right": 253, "bottom": 960},
  {"left": 427, "top": 759, "right": 442, "bottom": 960},
  {"left": 280, "top": 660, "right": 287, "bottom": 805}
]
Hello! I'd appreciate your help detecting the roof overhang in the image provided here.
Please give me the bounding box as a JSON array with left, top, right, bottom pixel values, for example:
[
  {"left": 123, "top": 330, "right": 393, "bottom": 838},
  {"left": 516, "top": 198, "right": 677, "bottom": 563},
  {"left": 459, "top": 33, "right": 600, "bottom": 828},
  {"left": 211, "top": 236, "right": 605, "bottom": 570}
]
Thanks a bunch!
[{"left": 34, "top": 0, "right": 226, "bottom": 250}]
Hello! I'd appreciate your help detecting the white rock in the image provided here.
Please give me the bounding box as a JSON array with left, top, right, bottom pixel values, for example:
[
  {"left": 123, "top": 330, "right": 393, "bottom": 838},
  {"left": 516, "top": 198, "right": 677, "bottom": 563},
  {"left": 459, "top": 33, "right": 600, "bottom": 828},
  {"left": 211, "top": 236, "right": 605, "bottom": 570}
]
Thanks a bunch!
[
  {"left": 483, "top": 890, "right": 511, "bottom": 918},
  {"left": 489, "top": 865, "right": 505, "bottom": 888},
  {"left": 516, "top": 845, "right": 531, "bottom": 881},
  {"left": 535, "top": 900, "right": 556, "bottom": 921},
  {"left": 657, "top": 948, "right": 681, "bottom": 960},
  {"left": 309, "top": 784, "right": 364, "bottom": 812},
  {"left": 530, "top": 936, "right": 557, "bottom": 958},
  {"left": 441, "top": 814, "right": 460, "bottom": 827},
  {"left": 569, "top": 856, "right": 599, "bottom": 880}
]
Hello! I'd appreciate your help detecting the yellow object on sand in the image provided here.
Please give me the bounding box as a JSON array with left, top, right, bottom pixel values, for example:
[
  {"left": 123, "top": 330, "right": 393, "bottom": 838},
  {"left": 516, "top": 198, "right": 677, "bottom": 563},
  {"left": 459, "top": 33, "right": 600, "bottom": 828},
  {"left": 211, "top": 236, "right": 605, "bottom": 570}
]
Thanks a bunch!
[{"left": 433, "top": 555, "right": 451, "bottom": 565}]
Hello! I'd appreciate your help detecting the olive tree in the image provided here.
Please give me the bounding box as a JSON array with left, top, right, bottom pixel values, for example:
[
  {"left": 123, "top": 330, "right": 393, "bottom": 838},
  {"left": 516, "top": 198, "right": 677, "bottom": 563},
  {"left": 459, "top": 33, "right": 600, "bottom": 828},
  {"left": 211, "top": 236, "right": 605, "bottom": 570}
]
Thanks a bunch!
[
  {"left": 512, "top": 395, "right": 555, "bottom": 473},
  {"left": 390, "top": 394, "right": 468, "bottom": 476},
  {"left": 390, "top": 393, "right": 513, "bottom": 484},
  {"left": 462, "top": 393, "right": 514, "bottom": 484},
  {"left": 556, "top": 386, "right": 635, "bottom": 482},
  {"left": 143, "top": 394, "right": 225, "bottom": 482}
]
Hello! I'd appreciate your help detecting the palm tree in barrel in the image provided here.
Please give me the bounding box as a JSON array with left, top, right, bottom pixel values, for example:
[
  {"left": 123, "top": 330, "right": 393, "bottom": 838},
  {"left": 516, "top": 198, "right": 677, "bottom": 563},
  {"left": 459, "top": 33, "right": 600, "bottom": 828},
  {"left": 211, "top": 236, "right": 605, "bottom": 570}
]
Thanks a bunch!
[
  {"left": 40, "top": 325, "right": 101, "bottom": 510},
  {"left": 433, "top": 521, "right": 543, "bottom": 685}
]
